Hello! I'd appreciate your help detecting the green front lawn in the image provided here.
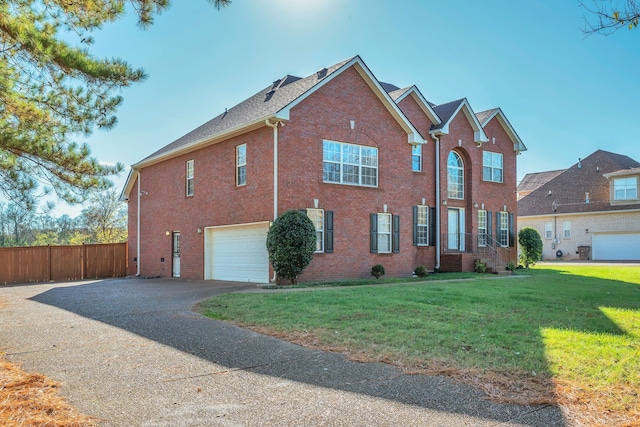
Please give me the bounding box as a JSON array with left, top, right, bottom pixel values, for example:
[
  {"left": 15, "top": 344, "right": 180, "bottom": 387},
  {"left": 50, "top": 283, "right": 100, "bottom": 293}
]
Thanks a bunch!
[{"left": 198, "top": 265, "right": 640, "bottom": 424}]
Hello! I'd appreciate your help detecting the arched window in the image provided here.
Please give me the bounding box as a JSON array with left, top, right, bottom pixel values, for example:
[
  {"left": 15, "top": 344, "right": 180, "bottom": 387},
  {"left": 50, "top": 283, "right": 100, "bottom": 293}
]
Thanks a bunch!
[{"left": 447, "top": 151, "right": 464, "bottom": 199}]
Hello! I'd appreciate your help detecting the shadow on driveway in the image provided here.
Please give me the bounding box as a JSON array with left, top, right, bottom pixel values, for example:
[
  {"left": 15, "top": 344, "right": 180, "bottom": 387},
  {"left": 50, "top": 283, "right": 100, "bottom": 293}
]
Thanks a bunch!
[{"left": 28, "top": 276, "right": 565, "bottom": 426}]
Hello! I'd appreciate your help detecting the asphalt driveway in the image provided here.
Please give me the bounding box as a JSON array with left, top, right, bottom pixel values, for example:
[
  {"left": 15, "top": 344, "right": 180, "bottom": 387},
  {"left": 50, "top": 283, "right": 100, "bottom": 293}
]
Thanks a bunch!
[{"left": 1, "top": 277, "right": 566, "bottom": 426}]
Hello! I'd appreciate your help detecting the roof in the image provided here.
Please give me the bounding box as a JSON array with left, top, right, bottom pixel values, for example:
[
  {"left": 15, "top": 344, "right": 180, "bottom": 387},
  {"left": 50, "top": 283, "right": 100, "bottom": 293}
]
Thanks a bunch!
[
  {"left": 518, "top": 150, "right": 640, "bottom": 216},
  {"left": 475, "top": 108, "right": 499, "bottom": 126},
  {"left": 432, "top": 99, "right": 465, "bottom": 130},
  {"left": 518, "top": 169, "right": 566, "bottom": 193}
]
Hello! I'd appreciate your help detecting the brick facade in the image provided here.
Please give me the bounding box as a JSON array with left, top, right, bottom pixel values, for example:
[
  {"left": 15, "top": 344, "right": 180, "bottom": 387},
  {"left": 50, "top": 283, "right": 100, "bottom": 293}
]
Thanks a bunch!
[{"left": 126, "top": 58, "right": 521, "bottom": 281}]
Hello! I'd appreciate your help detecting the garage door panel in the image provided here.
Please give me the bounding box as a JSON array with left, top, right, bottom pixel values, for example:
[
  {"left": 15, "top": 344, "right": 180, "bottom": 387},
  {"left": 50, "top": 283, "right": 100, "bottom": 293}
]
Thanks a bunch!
[
  {"left": 592, "top": 233, "right": 640, "bottom": 261},
  {"left": 206, "top": 224, "right": 269, "bottom": 283}
]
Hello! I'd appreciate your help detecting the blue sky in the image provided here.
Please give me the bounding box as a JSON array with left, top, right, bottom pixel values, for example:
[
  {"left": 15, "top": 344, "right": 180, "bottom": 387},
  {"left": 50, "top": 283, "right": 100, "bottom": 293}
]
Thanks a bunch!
[{"left": 53, "top": 0, "right": 640, "bottom": 216}]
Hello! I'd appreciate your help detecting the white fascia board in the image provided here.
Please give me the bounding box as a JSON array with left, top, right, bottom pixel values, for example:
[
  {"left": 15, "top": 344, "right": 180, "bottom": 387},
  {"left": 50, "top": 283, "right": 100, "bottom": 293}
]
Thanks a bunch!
[
  {"left": 518, "top": 207, "right": 640, "bottom": 219},
  {"left": 121, "top": 168, "right": 138, "bottom": 200},
  {"left": 131, "top": 115, "right": 274, "bottom": 169},
  {"left": 395, "top": 86, "right": 442, "bottom": 126},
  {"left": 489, "top": 109, "right": 527, "bottom": 153},
  {"left": 459, "top": 100, "right": 488, "bottom": 143},
  {"left": 603, "top": 168, "right": 640, "bottom": 179},
  {"left": 277, "top": 56, "right": 425, "bottom": 145}
]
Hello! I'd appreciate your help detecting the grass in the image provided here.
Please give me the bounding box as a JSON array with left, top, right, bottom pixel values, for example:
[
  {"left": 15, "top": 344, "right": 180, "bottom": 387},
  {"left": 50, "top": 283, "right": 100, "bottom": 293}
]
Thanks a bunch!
[
  {"left": 199, "top": 265, "right": 640, "bottom": 426},
  {"left": 0, "top": 354, "right": 97, "bottom": 427}
]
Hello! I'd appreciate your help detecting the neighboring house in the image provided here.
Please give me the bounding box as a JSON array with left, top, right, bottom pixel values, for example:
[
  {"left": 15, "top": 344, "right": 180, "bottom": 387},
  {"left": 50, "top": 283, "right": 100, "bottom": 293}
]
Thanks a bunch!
[
  {"left": 122, "top": 55, "right": 526, "bottom": 282},
  {"left": 516, "top": 169, "right": 564, "bottom": 200},
  {"left": 518, "top": 150, "right": 640, "bottom": 261}
]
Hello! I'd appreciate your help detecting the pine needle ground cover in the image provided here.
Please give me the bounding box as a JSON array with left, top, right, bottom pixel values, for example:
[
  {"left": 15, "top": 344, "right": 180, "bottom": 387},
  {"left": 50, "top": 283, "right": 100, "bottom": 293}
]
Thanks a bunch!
[
  {"left": 199, "top": 265, "right": 640, "bottom": 426},
  {"left": 0, "top": 355, "right": 97, "bottom": 427}
]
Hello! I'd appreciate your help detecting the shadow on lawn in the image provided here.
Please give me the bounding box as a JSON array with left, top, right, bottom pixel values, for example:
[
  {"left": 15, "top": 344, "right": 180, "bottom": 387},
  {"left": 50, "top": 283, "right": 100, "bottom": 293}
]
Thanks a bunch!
[{"left": 25, "top": 270, "right": 639, "bottom": 427}]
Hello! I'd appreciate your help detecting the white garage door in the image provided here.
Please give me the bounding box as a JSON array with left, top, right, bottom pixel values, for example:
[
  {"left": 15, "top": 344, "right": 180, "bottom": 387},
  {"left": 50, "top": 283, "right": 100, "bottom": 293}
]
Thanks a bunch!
[
  {"left": 205, "top": 223, "right": 270, "bottom": 283},
  {"left": 592, "top": 233, "right": 640, "bottom": 261}
]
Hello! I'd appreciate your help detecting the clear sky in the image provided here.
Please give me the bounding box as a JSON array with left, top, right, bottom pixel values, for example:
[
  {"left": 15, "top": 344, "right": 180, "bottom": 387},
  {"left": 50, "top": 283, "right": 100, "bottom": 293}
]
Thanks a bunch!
[{"left": 52, "top": 0, "right": 640, "bottom": 216}]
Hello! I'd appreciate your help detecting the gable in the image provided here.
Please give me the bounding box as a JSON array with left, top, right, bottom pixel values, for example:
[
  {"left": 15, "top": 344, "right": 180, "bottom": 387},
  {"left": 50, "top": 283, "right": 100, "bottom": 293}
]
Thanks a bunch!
[
  {"left": 431, "top": 99, "right": 487, "bottom": 143},
  {"left": 477, "top": 108, "right": 526, "bottom": 153}
]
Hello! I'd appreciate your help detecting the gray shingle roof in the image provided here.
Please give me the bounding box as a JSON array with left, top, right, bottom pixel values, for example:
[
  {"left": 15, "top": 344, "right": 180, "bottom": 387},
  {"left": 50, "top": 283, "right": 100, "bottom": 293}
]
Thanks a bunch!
[
  {"left": 136, "top": 57, "right": 354, "bottom": 164},
  {"left": 518, "top": 169, "right": 566, "bottom": 193},
  {"left": 518, "top": 150, "right": 640, "bottom": 216},
  {"left": 387, "top": 87, "right": 411, "bottom": 101},
  {"left": 431, "top": 99, "right": 465, "bottom": 130},
  {"left": 475, "top": 108, "right": 499, "bottom": 126}
]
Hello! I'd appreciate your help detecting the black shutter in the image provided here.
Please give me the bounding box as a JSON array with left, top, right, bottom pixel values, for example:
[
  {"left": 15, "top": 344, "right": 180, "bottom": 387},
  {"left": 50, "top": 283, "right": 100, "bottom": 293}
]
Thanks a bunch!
[
  {"left": 496, "top": 212, "right": 501, "bottom": 245},
  {"left": 429, "top": 207, "right": 436, "bottom": 246},
  {"left": 508, "top": 212, "right": 515, "bottom": 247},
  {"left": 370, "top": 214, "right": 378, "bottom": 253},
  {"left": 325, "top": 211, "right": 334, "bottom": 253},
  {"left": 392, "top": 215, "right": 400, "bottom": 253},
  {"left": 412, "top": 206, "right": 418, "bottom": 246},
  {"left": 487, "top": 211, "right": 493, "bottom": 244}
]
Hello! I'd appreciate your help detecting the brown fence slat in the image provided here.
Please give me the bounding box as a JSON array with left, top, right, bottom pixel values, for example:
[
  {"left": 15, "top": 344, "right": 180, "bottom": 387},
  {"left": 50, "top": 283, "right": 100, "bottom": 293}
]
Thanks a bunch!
[{"left": 0, "top": 242, "right": 127, "bottom": 285}]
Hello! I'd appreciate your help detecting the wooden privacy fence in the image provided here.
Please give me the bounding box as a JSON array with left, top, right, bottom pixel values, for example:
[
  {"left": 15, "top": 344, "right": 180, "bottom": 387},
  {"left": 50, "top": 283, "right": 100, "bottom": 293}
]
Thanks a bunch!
[{"left": 0, "top": 242, "right": 127, "bottom": 285}]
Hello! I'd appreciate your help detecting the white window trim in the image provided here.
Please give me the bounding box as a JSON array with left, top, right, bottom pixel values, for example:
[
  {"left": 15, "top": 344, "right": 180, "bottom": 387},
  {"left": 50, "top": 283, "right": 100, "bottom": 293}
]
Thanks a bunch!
[
  {"left": 612, "top": 176, "right": 638, "bottom": 201},
  {"left": 563, "top": 220, "right": 571, "bottom": 239},
  {"left": 416, "top": 205, "right": 429, "bottom": 246},
  {"left": 377, "top": 213, "right": 392, "bottom": 254},
  {"left": 447, "top": 151, "right": 464, "bottom": 199},
  {"left": 544, "top": 222, "right": 553, "bottom": 240},
  {"left": 186, "top": 160, "right": 194, "bottom": 197},
  {"left": 236, "top": 144, "right": 246, "bottom": 186},
  {"left": 482, "top": 151, "right": 503, "bottom": 183},
  {"left": 323, "top": 140, "right": 378, "bottom": 188},
  {"left": 499, "top": 211, "right": 509, "bottom": 247},
  {"left": 478, "top": 210, "right": 487, "bottom": 247},
  {"left": 307, "top": 208, "right": 324, "bottom": 253},
  {"left": 412, "top": 144, "right": 422, "bottom": 172}
]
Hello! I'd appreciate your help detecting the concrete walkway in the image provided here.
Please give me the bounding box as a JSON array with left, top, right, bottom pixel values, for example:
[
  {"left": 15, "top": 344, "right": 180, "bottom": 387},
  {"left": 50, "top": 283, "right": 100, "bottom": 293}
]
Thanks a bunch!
[{"left": 1, "top": 277, "right": 566, "bottom": 426}]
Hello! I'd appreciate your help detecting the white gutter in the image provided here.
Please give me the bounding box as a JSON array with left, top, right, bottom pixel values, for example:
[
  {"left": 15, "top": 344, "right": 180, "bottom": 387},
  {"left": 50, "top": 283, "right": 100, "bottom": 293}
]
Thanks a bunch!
[
  {"left": 265, "top": 119, "right": 280, "bottom": 220},
  {"left": 434, "top": 134, "right": 441, "bottom": 270},
  {"left": 136, "top": 170, "right": 141, "bottom": 276}
]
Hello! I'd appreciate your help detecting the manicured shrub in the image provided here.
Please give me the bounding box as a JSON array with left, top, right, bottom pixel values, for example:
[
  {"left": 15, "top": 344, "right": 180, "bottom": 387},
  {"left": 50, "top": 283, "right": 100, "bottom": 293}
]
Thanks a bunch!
[
  {"left": 371, "top": 264, "right": 385, "bottom": 279},
  {"left": 266, "top": 210, "right": 317, "bottom": 284},
  {"left": 474, "top": 260, "right": 487, "bottom": 273},
  {"left": 518, "top": 226, "right": 543, "bottom": 268},
  {"left": 414, "top": 265, "right": 429, "bottom": 278}
]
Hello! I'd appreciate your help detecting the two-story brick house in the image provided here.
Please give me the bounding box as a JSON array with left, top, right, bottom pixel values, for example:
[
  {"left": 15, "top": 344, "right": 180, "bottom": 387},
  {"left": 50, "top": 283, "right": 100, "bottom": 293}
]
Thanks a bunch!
[{"left": 122, "top": 56, "right": 526, "bottom": 282}]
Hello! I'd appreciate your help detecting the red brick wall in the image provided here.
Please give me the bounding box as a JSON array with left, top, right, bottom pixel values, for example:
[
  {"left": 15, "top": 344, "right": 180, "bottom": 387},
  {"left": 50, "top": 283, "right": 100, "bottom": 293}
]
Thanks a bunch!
[{"left": 127, "top": 66, "right": 520, "bottom": 281}]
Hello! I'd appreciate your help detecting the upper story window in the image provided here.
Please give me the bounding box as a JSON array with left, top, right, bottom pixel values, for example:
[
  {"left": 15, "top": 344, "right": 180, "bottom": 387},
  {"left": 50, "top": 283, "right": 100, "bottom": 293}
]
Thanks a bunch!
[
  {"left": 412, "top": 144, "right": 422, "bottom": 172},
  {"left": 323, "top": 140, "right": 378, "bottom": 187},
  {"left": 236, "top": 144, "right": 246, "bottom": 186},
  {"left": 483, "top": 151, "right": 503, "bottom": 183},
  {"left": 307, "top": 209, "right": 324, "bottom": 253},
  {"left": 613, "top": 177, "right": 638, "bottom": 201},
  {"left": 447, "top": 151, "right": 464, "bottom": 199},
  {"left": 186, "top": 160, "right": 194, "bottom": 196}
]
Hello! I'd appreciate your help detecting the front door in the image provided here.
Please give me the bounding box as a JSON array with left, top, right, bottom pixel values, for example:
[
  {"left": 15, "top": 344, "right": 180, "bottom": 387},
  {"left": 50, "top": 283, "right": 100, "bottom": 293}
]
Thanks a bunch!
[
  {"left": 172, "top": 232, "right": 181, "bottom": 278},
  {"left": 447, "top": 208, "right": 465, "bottom": 251}
]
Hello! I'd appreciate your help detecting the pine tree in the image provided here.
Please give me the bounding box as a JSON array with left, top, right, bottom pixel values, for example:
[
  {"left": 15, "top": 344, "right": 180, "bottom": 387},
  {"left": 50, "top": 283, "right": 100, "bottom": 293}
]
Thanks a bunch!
[{"left": 0, "top": 1, "right": 230, "bottom": 209}]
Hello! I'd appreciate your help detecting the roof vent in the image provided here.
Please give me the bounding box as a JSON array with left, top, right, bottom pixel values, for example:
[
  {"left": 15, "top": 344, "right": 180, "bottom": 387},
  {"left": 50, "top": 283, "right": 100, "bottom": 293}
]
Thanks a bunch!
[
  {"left": 317, "top": 68, "right": 328, "bottom": 79},
  {"left": 578, "top": 158, "right": 582, "bottom": 169}
]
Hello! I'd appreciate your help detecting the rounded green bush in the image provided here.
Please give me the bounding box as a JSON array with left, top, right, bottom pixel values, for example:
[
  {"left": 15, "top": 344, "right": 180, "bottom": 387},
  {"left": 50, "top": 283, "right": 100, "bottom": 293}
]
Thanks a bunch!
[
  {"left": 518, "top": 226, "right": 543, "bottom": 268},
  {"left": 266, "top": 210, "right": 317, "bottom": 284}
]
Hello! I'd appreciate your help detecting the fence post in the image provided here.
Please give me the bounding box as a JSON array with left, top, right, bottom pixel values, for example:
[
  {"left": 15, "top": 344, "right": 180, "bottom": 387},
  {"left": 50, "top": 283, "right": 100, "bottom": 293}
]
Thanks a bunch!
[{"left": 48, "top": 245, "right": 52, "bottom": 282}]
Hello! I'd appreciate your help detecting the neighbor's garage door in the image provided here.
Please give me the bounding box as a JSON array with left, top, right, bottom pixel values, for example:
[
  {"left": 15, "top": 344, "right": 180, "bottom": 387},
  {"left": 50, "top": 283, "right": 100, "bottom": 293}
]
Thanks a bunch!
[
  {"left": 205, "top": 223, "right": 270, "bottom": 283},
  {"left": 592, "top": 233, "right": 640, "bottom": 261}
]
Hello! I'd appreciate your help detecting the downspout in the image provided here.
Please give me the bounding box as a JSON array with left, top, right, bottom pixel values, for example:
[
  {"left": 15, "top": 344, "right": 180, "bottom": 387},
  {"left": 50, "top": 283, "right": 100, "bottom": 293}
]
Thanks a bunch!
[
  {"left": 265, "top": 119, "right": 280, "bottom": 220},
  {"left": 434, "top": 135, "right": 441, "bottom": 270},
  {"left": 136, "top": 170, "right": 141, "bottom": 276},
  {"left": 265, "top": 119, "right": 280, "bottom": 282}
]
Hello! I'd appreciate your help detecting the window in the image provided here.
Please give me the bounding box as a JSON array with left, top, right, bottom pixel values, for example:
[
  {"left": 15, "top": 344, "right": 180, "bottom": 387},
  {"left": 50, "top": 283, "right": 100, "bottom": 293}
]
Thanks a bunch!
[
  {"left": 544, "top": 222, "right": 553, "bottom": 239},
  {"left": 478, "top": 210, "right": 487, "bottom": 247},
  {"left": 482, "top": 151, "right": 503, "bottom": 183},
  {"left": 498, "top": 211, "right": 509, "bottom": 247},
  {"left": 415, "top": 205, "right": 429, "bottom": 245},
  {"left": 447, "top": 151, "right": 464, "bottom": 199},
  {"left": 307, "top": 209, "right": 324, "bottom": 252},
  {"left": 377, "top": 213, "right": 392, "bottom": 253},
  {"left": 563, "top": 221, "right": 571, "bottom": 239},
  {"left": 186, "top": 160, "right": 194, "bottom": 196},
  {"left": 613, "top": 177, "right": 638, "bottom": 201},
  {"left": 370, "top": 213, "right": 399, "bottom": 253},
  {"left": 323, "top": 140, "right": 378, "bottom": 187},
  {"left": 236, "top": 144, "right": 246, "bottom": 186},
  {"left": 412, "top": 144, "right": 422, "bottom": 172}
]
